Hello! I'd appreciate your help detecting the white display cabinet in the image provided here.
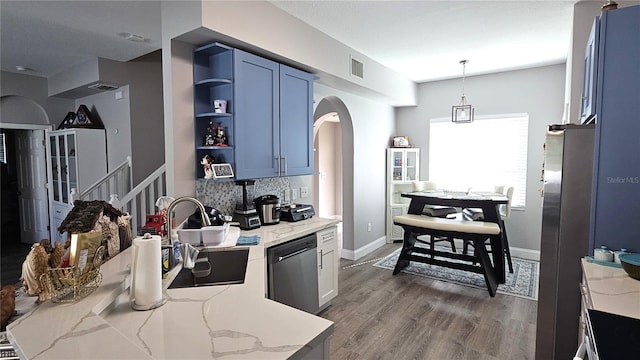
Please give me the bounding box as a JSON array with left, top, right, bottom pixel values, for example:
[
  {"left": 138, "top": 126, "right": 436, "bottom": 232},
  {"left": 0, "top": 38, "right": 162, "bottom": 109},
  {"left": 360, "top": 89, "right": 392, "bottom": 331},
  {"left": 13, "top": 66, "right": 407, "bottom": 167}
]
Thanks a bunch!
[
  {"left": 46, "top": 128, "right": 107, "bottom": 243},
  {"left": 386, "top": 148, "right": 420, "bottom": 242}
]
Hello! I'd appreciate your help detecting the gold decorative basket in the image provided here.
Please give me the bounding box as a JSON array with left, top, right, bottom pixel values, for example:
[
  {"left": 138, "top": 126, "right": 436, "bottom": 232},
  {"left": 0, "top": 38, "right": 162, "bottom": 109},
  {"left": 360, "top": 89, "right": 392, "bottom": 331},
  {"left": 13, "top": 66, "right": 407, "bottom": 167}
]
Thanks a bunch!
[{"left": 40, "top": 246, "right": 106, "bottom": 303}]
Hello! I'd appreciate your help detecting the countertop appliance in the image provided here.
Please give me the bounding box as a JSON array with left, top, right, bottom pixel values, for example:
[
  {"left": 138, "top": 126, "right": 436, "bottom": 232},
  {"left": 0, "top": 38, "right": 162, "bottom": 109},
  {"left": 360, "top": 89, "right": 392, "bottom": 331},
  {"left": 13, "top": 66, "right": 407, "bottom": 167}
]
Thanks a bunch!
[
  {"left": 535, "top": 124, "right": 595, "bottom": 360},
  {"left": 280, "top": 203, "right": 315, "bottom": 222},
  {"left": 232, "top": 180, "right": 261, "bottom": 230},
  {"left": 254, "top": 195, "right": 281, "bottom": 225},
  {"left": 267, "top": 233, "right": 319, "bottom": 314}
]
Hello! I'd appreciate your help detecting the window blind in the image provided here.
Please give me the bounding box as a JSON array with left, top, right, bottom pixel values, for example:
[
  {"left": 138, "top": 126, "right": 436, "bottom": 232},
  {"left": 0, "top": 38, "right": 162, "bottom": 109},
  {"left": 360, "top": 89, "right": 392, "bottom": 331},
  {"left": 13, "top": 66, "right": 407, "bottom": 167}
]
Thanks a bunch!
[{"left": 429, "top": 114, "right": 529, "bottom": 207}]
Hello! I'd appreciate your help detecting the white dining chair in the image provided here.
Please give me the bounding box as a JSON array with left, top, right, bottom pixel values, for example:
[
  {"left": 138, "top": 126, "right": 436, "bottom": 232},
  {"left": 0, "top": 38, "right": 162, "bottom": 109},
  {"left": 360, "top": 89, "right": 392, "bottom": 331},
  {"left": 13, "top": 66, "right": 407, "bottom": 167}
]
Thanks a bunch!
[
  {"left": 462, "top": 186, "right": 514, "bottom": 273},
  {"left": 413, "top": 181, "right": 458, "bottom": 253}
]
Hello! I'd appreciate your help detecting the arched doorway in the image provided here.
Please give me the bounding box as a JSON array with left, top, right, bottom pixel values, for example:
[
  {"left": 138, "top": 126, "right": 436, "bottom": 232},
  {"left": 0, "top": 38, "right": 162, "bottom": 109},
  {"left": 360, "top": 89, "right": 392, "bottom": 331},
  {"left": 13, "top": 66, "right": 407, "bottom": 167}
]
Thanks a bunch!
[
  {"left": 313, "top": 97, "right": 354, "bottom": 258},
  {"left": 1, "top": 95, "right": 51, "bottom": 244}
]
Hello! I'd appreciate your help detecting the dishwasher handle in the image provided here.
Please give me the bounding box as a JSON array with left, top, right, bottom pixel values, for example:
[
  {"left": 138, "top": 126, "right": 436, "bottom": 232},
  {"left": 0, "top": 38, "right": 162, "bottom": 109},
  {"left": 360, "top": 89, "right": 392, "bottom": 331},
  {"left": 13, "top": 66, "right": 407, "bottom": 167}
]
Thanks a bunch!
[
  {"left": 267, "top": 233, "right": 317, "bottom": 265},
  {"left": 278, "top": 247, "right": 309, "bottom": 262}
]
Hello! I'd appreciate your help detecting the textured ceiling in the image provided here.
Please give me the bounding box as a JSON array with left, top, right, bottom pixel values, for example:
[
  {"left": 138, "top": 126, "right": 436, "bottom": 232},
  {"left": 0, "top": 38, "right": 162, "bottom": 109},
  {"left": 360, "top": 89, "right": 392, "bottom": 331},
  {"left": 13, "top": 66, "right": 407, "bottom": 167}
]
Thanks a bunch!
[
  {"left": 1, "top": 1, "right": 575, "bottom": 83},
  {"left": 0, "top": 1, "right": 161, "bottom": 78}
]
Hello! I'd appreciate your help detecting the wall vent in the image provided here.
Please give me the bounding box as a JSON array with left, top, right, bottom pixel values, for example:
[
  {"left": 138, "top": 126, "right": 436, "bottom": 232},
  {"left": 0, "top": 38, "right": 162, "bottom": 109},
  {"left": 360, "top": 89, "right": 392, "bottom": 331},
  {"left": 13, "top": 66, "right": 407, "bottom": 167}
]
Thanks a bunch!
[
  {"left": 350, "top": 56, "right": 364, "bottom": 79},
  {"left": 88, "top": 83, "right": 119, "bottom": 91}
]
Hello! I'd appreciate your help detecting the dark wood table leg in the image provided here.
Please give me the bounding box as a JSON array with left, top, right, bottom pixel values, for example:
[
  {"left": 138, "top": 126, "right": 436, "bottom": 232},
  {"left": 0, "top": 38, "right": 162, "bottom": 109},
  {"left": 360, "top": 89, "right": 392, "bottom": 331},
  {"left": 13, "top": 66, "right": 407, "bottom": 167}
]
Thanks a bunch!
[
  {"left": 473, "top": 237, "right": 499, "bottom": 297},
  {"left": 393, "top": 228, "right": 417, "bottom": 275},
  {"left": 481, "top": 204, "right": 506, "bottom": 284},
  {"left": 488, "top": 234, "right": 505, "bottom": 284}
]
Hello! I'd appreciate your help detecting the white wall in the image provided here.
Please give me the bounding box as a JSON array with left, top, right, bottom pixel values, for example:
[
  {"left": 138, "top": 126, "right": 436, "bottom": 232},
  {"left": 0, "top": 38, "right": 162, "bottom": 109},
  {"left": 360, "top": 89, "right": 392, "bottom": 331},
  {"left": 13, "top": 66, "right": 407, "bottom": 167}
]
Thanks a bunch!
[
  {"left": 396, "top": 64, "right": 566, "bottom": 252},
  {"left": 76, "top": 86, "right": 131, "bottom": 171},
  {"left": 315, "top": 83, "right": 394, "bottom": 257},
  {"left": 198, "top": 0, "right": 416, "bottom": 107},
  {"left": 1, "top": 71, "right": 74, "bottom": 125},
  {"left": 317, "top": 121, "right": 341, "bottom": 218}
]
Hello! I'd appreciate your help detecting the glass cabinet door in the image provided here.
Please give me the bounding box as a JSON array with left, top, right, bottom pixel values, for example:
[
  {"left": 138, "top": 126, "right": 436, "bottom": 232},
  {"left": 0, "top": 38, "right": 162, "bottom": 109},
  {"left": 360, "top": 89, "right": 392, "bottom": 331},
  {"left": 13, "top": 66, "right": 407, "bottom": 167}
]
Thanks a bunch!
[
  {"left": 50, "top": 136, "right": 60, "bottom": 202},
  {"left": 405, "top": 150, "right": 418, "bottom": 181},
  {"left": 59, "top": 135, "right": 68, "bottom": 203},
  {"left": 392, "top": 150, "right": 403, "bottom": 181},
  {"left": 66, "top": 133, "right": 77, "bottom": 194}
]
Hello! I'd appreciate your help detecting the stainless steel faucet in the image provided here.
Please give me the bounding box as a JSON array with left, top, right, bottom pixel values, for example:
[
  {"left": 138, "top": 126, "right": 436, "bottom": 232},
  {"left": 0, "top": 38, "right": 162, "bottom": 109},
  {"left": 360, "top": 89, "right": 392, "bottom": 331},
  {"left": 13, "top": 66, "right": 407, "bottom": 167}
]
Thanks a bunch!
[{"left": 166, "top": 196, "right": 211, "bottom": 241}]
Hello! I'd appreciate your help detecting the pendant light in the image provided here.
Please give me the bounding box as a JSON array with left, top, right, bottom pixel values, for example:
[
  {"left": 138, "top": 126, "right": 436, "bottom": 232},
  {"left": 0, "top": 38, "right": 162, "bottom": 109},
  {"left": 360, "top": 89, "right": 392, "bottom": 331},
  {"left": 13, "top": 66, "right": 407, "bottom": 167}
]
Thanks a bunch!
[{"left": 452, "top": 60, "right": 474, "bottom": 123}]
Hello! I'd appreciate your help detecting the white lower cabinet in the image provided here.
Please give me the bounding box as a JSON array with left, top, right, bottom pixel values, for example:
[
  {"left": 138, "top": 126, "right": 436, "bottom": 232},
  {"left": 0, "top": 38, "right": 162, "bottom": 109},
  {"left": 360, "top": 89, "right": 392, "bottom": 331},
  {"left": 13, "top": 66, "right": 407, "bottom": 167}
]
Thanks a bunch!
[
  {"left": 388, "top": 205, "right": 408, "bottom": 241},
  {"left": 317, "top": 226, "right": 338, "bottom": 309}
]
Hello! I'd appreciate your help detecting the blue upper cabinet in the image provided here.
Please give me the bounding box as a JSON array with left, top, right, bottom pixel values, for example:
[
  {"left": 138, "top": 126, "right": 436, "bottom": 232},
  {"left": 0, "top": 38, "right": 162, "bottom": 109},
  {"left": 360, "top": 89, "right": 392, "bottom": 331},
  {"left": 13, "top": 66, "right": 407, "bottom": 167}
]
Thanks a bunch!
[
  {"left": 589, "top": 5, "right": 640, "bottom": 253},
  {"left": 233, "top": 50, "right": 280, "bottom": 179},
  {"left": 580, "top": 18, "right": 599, "bottom": 124},
  {"left": 233, "top": 50, "right": 314, "bottom": 179},
  {"left": 279, "top": 65, "right": 314, "bottom": 176}
]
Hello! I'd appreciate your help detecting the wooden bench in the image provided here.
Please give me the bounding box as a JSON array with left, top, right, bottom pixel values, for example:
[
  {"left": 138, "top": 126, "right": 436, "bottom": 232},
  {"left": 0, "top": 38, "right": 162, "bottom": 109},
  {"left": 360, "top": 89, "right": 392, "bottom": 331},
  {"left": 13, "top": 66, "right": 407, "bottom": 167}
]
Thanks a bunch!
[{"left": 392, "top": 214, "right": 502, "bottom": 296}]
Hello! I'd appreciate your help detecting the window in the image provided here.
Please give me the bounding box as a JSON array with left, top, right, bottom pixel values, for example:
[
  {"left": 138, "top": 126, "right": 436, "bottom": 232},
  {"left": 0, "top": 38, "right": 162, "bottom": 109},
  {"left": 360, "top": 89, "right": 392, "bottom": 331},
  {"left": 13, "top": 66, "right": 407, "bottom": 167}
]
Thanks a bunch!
[
  {"left": 429, "top": 114, "right": 529, "bottom": 207},
  {"left": 0, "top": 133, "right": 6, "bottom": 164}
]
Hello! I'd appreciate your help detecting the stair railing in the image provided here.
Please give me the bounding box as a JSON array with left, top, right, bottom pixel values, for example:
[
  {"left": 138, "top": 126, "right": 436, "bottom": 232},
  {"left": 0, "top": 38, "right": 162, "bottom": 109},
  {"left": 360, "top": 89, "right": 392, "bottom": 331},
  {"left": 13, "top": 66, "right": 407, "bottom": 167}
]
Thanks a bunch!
[
  {"left": 110, "top": 164, "right": 167, "bottom": 235},
  {"left": 78, "top": 156, "right": 132, "bottom": 202}
]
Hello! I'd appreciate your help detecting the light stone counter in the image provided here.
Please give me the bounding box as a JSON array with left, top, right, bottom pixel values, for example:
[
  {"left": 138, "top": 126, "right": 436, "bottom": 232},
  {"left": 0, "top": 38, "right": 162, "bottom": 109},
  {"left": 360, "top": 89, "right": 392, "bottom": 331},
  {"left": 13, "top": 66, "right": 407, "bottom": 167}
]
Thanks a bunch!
[
  {"left": 581, "top": 258, "right": 640, "bottom": 320},
  {"left": 8, "top": 217, "right": 340, "bottom": 359}
]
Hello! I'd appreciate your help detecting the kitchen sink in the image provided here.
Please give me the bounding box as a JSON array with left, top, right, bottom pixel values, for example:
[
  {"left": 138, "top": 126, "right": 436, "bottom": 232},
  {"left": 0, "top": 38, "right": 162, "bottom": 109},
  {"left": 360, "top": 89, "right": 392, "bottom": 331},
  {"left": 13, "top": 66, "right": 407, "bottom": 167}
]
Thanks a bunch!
[{"left": 168, "top": 247, "right": 249, "bottom": 289}]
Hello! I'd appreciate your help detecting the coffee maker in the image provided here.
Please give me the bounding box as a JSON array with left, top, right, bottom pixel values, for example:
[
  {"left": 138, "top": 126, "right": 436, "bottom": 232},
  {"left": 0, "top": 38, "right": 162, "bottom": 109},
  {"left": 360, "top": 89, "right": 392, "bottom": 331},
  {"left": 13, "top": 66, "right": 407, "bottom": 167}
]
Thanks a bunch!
[{"left": 232, "top": 180, "right": 261, "bottom": 230}]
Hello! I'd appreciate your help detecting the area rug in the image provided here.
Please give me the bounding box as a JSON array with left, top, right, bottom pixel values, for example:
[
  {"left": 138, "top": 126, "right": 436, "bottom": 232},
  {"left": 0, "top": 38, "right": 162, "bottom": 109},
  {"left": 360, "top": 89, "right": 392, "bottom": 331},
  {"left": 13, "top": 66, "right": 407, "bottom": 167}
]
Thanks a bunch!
[{"left": 373, "top": 246, "right": 539, "bottom": 300}]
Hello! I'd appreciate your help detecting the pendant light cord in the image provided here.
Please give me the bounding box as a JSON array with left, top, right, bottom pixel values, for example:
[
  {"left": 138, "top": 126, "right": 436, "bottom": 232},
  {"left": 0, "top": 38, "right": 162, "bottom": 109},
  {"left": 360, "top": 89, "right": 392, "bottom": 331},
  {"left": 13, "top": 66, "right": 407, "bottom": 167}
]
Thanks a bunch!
[{"left": 460, "top": 60, "right": 468, "bottom": 98}]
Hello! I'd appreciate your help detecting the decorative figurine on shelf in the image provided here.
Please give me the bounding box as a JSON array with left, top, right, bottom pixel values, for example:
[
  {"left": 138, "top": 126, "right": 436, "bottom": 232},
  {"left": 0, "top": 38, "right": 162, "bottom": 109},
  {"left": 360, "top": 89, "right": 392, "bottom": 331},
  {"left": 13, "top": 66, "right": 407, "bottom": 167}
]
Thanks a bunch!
[
  {"left": 201, "top": 154, "right": 215, "bottom": 179},
  {"left": 214, "top": 122, "right": 228, "bottom": 146},
  {"left": 204, "top": 121, "right": 216, "bottom": 146}
]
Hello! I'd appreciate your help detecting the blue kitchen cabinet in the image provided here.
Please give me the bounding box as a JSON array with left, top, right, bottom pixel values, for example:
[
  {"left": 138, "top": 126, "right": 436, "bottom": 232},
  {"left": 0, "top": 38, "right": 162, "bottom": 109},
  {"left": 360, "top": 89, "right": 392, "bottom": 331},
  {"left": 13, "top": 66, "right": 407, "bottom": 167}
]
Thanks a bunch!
[
  {"left": 589, "top": 5, "right": 640, "bottom": 253},
  {"left": 233, "top": 50, "right": 314, "bottom": 179},
  {"left": 233, "top": 50, "right": 280, "bottom": 179},
  {"left": 279, "top": 64, "right": 314, "bottom": 176},
  {"left": 580, "top": 18, "right": 599, "bottom": 124},
  {"left": 193, "top": 43, "right": 235, "bottom": 179}
]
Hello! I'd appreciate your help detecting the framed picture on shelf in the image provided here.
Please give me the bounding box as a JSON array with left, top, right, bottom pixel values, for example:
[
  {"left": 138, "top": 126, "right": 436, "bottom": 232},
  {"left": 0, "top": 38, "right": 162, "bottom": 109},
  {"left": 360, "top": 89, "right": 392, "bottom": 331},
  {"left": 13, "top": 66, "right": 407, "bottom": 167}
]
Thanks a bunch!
[
  {"left": 392, "top": 136, "right": 410, "bottom": 148},
  {"left": 212, "top": 163, "right": 234, "bottom": 179}
]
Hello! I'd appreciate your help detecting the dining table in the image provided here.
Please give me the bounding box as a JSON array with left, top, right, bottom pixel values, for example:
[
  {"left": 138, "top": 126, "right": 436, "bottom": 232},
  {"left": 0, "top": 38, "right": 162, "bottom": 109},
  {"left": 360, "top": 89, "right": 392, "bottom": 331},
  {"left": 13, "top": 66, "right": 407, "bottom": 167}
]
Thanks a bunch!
[{"left": 400, "top": 190, "right": 510, "bottom": 284}]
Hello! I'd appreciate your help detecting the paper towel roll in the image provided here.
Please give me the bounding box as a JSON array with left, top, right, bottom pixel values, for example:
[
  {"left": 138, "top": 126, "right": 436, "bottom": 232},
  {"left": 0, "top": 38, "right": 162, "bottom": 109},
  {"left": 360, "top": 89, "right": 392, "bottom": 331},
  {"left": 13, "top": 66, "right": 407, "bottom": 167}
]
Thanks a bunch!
[{"left": 130, "top": 234, "right": 163, "bottom": 308}]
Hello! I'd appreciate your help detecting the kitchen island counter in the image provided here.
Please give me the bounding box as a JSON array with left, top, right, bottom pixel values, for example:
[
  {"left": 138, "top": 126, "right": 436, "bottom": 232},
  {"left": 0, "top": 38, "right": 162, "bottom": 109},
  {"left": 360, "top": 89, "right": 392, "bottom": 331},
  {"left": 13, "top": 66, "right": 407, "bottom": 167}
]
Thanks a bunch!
[
  {"left": 8, "top": 217, "right": 340, "bottom": 359},
  {"left": 582, "top": 258, "right": 640, "bottom": 320}
]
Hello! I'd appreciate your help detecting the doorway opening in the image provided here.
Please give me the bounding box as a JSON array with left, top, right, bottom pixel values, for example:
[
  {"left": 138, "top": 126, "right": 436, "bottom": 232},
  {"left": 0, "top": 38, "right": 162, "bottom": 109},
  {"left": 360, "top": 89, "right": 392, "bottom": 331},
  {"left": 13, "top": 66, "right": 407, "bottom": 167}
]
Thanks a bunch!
[
  {"left": 1, "top": 95, "right": 51, "bottom": 285},
  {"left": 313, "top": 96, "right": 354, "bottom": 259}
]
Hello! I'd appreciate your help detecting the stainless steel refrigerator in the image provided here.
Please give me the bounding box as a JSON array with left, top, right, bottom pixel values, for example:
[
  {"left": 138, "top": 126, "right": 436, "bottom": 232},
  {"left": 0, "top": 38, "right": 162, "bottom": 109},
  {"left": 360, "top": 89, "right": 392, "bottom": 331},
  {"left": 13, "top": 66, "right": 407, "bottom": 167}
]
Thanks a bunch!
[{"left": 535, "top": 124, "right": 595, "bottom": 360}]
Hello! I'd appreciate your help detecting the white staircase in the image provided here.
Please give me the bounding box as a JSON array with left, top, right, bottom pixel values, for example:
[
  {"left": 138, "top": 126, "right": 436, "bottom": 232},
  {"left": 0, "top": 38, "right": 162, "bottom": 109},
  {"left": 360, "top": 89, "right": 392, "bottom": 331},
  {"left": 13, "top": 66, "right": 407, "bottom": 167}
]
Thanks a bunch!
[{"left": 78, "top": 158, "right": 166, "bottom": 235}]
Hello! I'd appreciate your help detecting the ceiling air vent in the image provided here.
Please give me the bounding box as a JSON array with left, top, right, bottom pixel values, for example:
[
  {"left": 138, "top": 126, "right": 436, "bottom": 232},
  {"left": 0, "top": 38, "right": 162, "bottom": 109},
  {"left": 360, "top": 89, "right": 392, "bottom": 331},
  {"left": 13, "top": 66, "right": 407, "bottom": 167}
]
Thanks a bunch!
[
  {"left": 350, "top": 56, "right": 364, "bottom": 79},
  {"left": 88, "top": 83, "right": 119, "bottom": 91}
]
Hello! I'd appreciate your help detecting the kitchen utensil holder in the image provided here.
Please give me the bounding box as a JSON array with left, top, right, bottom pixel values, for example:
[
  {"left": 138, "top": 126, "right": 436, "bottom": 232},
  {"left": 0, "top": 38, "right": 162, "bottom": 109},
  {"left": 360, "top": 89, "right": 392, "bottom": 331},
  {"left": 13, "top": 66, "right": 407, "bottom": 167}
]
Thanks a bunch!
[{"left": 39, "top": 246, "right": 106, "bottom": 303}]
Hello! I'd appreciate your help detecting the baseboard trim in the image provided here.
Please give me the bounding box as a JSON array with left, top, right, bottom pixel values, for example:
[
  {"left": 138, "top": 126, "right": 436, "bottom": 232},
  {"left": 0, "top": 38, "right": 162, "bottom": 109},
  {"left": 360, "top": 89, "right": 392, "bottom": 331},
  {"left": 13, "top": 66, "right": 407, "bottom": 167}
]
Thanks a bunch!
[
  {"left": 509, "top": 247, "right": 540, "bottom": 261},
  {"left": 343, "top": 237, "right": 540, "bottom": 262},
  {"left": 341, "top": 236, "right": 386, "bottom": 260}
]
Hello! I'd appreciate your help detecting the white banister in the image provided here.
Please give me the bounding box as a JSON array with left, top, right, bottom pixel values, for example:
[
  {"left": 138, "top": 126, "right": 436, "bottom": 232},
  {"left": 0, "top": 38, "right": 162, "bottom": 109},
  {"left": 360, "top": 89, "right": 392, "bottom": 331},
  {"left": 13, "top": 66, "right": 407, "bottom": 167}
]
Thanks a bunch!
[
  {"left": 76, "top": 160, "right": 166, "bottom": 236},
  {"left": 79, "top": 156, "right": 132, "bottom": 201},
  {"left": 117, "top": 164, "right": 167, "bottom": 235}
]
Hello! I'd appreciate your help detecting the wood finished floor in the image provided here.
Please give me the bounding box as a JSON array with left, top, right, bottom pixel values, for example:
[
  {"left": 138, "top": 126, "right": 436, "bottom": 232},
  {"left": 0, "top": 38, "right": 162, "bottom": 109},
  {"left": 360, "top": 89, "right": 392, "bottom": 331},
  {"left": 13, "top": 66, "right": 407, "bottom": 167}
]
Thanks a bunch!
[{"left": 318, "top": 243, "right": 537, "bottom": 360}]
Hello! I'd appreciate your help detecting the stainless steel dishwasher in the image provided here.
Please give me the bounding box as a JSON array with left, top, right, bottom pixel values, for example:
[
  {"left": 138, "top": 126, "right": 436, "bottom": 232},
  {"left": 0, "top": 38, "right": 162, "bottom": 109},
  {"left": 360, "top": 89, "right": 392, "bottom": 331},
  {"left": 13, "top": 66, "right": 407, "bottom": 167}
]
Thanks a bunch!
[{"left": 267, "top": 232, "right": 319, "bottom": 314}]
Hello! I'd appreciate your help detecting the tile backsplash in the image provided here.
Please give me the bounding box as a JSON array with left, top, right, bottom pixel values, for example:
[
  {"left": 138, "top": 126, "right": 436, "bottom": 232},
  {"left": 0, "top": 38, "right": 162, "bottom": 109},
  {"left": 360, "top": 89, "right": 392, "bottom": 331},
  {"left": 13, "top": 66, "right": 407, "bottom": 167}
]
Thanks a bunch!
[{"left": 195, "top": 175, "right": 312, "bottom": 216}]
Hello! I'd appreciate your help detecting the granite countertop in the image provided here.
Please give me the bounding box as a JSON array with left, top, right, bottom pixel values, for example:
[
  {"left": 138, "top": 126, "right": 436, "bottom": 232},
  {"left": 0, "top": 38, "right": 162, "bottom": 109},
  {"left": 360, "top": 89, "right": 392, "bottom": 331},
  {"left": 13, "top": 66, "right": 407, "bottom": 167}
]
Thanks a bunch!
[
  {"left": 8, "top": 217, "right": 340, "bottom": 359},
  {"left": 581, "top": 258, "right": 640, "bottom": 320}
]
